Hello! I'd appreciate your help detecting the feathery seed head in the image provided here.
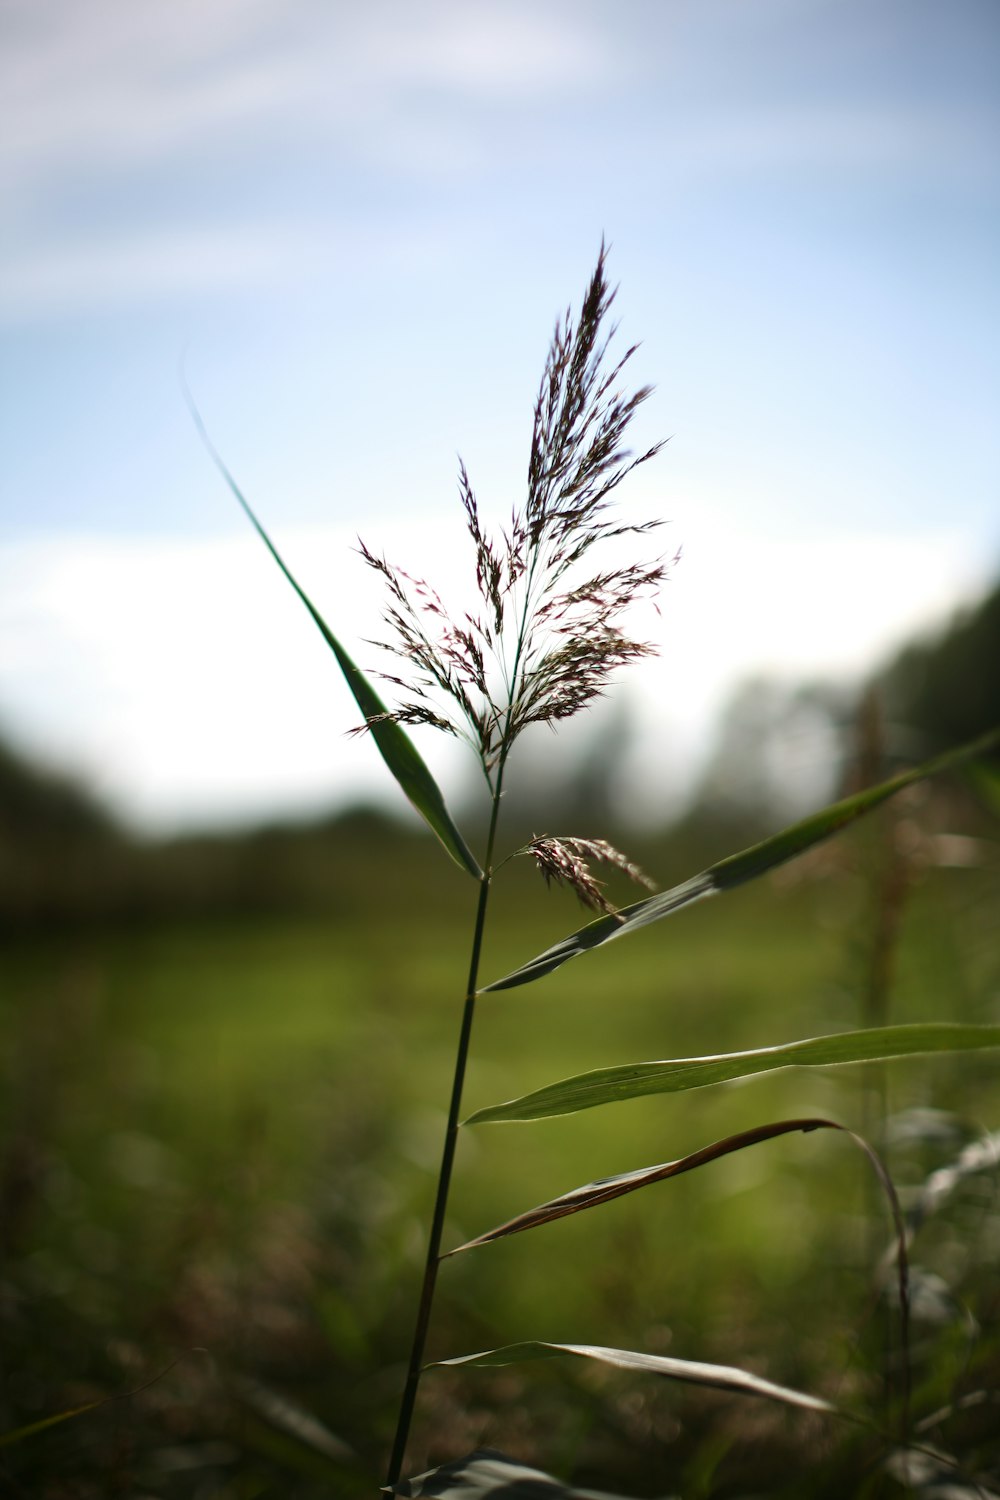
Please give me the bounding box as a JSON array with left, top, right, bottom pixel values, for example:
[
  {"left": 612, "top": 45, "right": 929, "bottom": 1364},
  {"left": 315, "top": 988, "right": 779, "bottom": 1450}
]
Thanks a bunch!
[
  {"left": 523, "top": 836, "right": 657, "bottom": 916},
  {"left": 357, "top": 245, "right": 669, "bottom": 781}
]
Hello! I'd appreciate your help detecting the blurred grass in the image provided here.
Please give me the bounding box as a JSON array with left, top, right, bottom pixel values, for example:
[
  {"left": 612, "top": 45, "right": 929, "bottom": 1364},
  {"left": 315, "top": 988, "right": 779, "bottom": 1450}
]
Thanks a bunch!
[{"left": 1, "top": 827, "right": 998, "bottom": 1495}]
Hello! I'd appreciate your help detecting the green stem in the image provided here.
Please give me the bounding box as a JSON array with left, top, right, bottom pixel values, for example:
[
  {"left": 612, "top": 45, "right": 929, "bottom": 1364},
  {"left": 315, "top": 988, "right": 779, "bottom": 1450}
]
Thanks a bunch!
[
  {"left": 386, "top": 545, "right": 535, "bottom": 1488},
  {"left": 384, "top": 769, "right": 507, "bottom": 1488}
]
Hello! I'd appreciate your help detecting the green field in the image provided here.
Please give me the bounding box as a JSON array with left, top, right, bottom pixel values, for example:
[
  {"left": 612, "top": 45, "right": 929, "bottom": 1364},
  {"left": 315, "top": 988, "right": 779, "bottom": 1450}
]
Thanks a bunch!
[{"left": 2, "top": 837, "right": 999, "bottom": 1496}]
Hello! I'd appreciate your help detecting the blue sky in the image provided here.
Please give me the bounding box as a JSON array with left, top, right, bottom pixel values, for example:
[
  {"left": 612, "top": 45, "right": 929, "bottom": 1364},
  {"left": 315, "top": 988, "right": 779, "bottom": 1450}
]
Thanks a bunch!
[{"left": 1, "top": 0, "right": 998, "bottom": 830}]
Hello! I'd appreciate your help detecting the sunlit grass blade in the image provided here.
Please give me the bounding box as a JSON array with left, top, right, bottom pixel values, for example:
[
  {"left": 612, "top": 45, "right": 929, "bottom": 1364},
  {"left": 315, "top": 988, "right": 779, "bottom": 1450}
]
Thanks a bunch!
[
  {"left": 186, "top": 390, "right": 481, "bottom": 878},
  {"left": 431, "top": 1343, "right": 839, "bottom": 1417},
  {"left": 448, "top": 1118, "right": 866, "bottom": 1253},
  {"left": 465, "top": 1024, "right": 1000, "bottom": 1124},
  {"left": 384, "top": 1449, "right": 648, "bottom": 1498},
  {"left": 483, "top": 728, "right": 1000, "bottom": 991}
]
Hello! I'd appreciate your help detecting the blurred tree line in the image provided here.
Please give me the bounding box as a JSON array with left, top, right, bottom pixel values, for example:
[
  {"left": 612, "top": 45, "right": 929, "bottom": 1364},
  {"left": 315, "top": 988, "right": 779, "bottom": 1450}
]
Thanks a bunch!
[
  {"left": 881, "top": 571, "right": 1000, "bottom": 758},
  {"left": 0, "top": 735, "right": 433, "bottom": 928},
  {"left": 2, "top": 574, "right": 998, "bottom": 929},
  {"left": 681, "top": 573, "right": 1000, "bottom": 843}
]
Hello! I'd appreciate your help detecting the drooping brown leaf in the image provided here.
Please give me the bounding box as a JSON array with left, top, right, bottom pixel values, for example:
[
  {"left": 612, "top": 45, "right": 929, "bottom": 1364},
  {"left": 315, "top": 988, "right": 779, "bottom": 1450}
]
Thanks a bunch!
[{"left": 447, "top": 1118, "right": 835, "bottom": 1253}]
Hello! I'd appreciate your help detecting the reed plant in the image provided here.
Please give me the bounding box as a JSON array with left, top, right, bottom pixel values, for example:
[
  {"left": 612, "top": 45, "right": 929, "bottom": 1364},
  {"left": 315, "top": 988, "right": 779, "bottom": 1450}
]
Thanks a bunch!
[{"left": 195, "top": 249, "right": 1000, "bottom": 1497}]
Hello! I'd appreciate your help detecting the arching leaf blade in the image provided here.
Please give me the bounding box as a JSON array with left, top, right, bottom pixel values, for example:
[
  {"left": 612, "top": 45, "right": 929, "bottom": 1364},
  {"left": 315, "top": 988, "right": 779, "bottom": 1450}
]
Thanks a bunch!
[
  {"left": 431, "top": 1343, "right": 838, "bottom": 1417},
  {"left": 707, "top": 731, "right": 1000, "bottom": 891},
  {"left": 483, "top": 874, "right": 715, "bottom": 990},
  {"left": 465, "top": 1023, "right": 1000, "bottom": 1124},
  {"left": 483, "top": 728, "right": 1000, "bottom": 991},
  {"left": 187, "top": 393, "right": 481, "bottom": 879},
  {"left": 447, "top": 1120, "right": 910, "bottom": 1345},
  {"left": 447, "top": 1118, "right": 843, "bottom": 1253}
]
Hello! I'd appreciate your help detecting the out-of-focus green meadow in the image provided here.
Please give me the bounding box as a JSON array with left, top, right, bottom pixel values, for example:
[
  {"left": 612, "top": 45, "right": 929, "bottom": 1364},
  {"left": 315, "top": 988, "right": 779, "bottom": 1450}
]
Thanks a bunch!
[{"left": 2, "top": 809, "right": 998, "bottom": 1497}]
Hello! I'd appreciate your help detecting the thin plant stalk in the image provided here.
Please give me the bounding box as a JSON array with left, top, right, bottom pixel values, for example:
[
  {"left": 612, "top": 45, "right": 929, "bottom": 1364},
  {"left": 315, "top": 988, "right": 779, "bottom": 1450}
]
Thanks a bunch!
[
  {"left": 384, "top": 593, "right": 564, "bottom": 1479},
  {"left": 851, "top": 689, "right": 912, "bottom": 1427},
  {"left": 376, "top": 250, "right": 665, "bottom": 1485},
  {"left": 384, "top": 774, "right": 506, "bottom": 1485}
]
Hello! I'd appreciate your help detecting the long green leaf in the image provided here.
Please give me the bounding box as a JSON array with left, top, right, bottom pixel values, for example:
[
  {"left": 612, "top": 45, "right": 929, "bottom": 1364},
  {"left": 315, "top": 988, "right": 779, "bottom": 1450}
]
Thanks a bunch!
[
  {"left": 187, "top": 392, "right": 481, "bottom": 878},
  {"left": 483, "top": 728, "right": 1000, "bottom": 991},
  {"left": 431, "top": 1343, "right": 838, "bottom": 1417},
  {"left": 465, "top": 1023, "right": 1000, "bottom": 1124}
]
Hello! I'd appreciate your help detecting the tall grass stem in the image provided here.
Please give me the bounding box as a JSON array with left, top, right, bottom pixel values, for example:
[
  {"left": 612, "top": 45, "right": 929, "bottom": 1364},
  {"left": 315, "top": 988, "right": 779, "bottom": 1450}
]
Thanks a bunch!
[{"left": 384, "top": 769, "right": 506, "bottom": 1486}]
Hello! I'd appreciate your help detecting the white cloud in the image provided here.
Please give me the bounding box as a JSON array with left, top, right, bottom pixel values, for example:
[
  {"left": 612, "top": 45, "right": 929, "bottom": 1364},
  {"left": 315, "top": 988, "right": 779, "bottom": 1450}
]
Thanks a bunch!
[
  {"left": 660, "top": 104, "right": 994, "bottom": 182},
  {"left": 2, "top": 0, "right": 288, "bottom": 186},
  {"left": 0, "top": 518, "right": 987, "bottom": 832},
  {"left": 5, "top": 0, "right": 995, "bottom": 328},
  {"left": 0, "top": 0, "right": 616, "bottom": 320},
  {"left": 0, "top": 225, "right": 318, "bottom": 321},
  {"left": 1, "top": 0, "right": 607, "bottom": 198},
  {"left": 355, "top": 1, "right": 608, "bottom": 101}
]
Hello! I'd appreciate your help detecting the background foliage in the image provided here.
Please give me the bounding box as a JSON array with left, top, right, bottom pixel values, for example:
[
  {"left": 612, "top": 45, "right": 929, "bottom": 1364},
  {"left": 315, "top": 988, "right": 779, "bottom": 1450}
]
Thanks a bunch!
[{"left": 1, "top": 577, "right": 998, "bottom": 1496}]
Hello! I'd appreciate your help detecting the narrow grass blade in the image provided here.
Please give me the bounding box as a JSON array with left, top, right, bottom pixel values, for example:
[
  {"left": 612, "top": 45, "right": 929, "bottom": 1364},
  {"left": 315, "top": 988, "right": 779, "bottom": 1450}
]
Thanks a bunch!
[
  {"left": 431, "top": 1343, "right": 837, "bottom": 1417},
  {"left": 448, "top": 1118, "right": 850, "bottom": 1253},
  {"left": 0, "top": 1357, "right": 188, "bottom": 1448},
  {"left": 186, "top": 393, "right": 481, "bottom": 878},
  {"left": 483, "top": 728, "right": 1000, "bottom": 991},
  {"left": 384, "top": 1449, "right": 654, "bottom": 1498},
  {"left": 914, "top": 1389, "right": 1000, "bottom": 1435},
  {"left": 447, "top": 1118, "right": 913, "bottom": 1404},
  {"left": 465, "top": 1024, "right": 1000, "bottom": 1124},
  {"left": 968, "top": 759, "right": 1000, "bottom": 819},
  {"left": 884, "top": 1445, "right": 1000, "bottom": 1497},
  {"left": 0, "top": 1400, "right": 105, "bottom": 1448},
  {"left": 232, "top": 1375, "right": 355, "bottom": 1461}
]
